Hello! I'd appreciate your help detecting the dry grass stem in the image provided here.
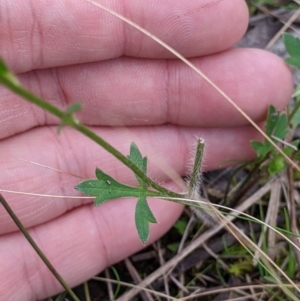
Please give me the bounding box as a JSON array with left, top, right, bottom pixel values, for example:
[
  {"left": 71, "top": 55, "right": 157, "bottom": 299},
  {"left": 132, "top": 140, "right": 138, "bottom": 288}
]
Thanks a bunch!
[
  {"left": 266, "top": 8, "right": 300, "bottom": 49},
  {"left": 124, "top": 258, "right": 155, "bottom": 301},
  {"left": 84, "top": 0, "right": 300, "bottom": 173}
]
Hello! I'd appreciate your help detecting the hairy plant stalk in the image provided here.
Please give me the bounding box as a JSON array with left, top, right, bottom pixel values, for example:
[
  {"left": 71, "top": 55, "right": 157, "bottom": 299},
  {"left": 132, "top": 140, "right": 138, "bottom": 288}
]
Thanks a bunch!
[{"left": 186, "top": 139, "right": 218, "bottom": 226}]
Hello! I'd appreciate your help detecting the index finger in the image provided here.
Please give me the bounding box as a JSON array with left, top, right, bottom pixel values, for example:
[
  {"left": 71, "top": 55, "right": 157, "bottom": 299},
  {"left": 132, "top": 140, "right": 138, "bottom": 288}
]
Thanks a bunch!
[{"left": 0, "top": 0, "right": 248, "bottom": 73}]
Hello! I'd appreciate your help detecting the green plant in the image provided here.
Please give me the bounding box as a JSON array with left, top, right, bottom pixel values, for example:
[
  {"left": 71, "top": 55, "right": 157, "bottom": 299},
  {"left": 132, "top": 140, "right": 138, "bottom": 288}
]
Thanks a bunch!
[
  {"left": 1, "top": 4, "right": 300, "bottom": 301},
  {"left": 249, "top": 34, "right": 300, "bottom": 176},
  {"left": 2, "top": 57, "right": 300, "bottom": 300},
  {"left": 251, "top": 105, "right": 298, "bottom": 175},
  {"left": 246, "top": 0, "right": 299, "bottom": 13},
  {"left": 0, "top": 59, "right": 217, "bottom": 245},
  {"left": 75, "top": 143, "right": 160, "bottom": 243},
  {"left": 284, "top": 33, "right": 300, "bottom": 70}
]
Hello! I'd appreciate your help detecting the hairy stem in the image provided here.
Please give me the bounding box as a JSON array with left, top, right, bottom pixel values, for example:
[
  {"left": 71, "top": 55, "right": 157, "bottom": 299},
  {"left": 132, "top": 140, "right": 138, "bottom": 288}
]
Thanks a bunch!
[{"left": 188, "top": 138, "right": 205, "bottom": 199}]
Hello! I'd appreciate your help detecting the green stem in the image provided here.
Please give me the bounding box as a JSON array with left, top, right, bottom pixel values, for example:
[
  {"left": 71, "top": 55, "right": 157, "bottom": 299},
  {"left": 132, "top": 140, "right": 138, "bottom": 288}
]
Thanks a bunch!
[
  {"left": 74, "top": 123, "right": 181, "bottom": 198},
  {"left": 0, "top": 64, "right": 181, "bottom": 199},
  {"left": 288, "top": 99, "right": 300, "bottom": 124},
  {"left": 83, "top": 282, "right": 91, "bottom": 301},
  {"left": 110, "top": 266, "right": 121, "bottom": 300},
  {"left": 0, "top": 194, "right": 80, "bottom": 301}
]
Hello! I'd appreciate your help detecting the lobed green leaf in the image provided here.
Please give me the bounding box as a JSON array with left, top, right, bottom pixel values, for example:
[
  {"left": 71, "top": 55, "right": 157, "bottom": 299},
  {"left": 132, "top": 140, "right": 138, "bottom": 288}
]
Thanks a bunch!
[
  {"left": 128, "top": 142, "right": 147, "bottom": 187},
  {"left": 76, "top": 143, "right": 159, "bottom": 244},
  {"left": 135, "top": 196, "right": 157, "bottom": 244},
  {"left": 265, "top": 105, "right": 278, "bottom": 137},
  {"left": 272, "top": 114, "right": 288, "bottom": 139},
  {"left": 75, "top": 168, "right": 144, "bottom": 205},
  {"left": 251, "top": 105, "right": 289, "bottom": 158},
  {"left": 251, "top": 141, "right": 271, "bottom": 158},
  {"left": 283, "top": 33, "right": 300, "bottom": 70}
]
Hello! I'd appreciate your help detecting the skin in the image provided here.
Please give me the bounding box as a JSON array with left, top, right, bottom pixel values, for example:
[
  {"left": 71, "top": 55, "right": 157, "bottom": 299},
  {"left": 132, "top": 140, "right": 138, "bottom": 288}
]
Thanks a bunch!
[{"left": 0, "top": 0, "right": 294, "bottom": 300}]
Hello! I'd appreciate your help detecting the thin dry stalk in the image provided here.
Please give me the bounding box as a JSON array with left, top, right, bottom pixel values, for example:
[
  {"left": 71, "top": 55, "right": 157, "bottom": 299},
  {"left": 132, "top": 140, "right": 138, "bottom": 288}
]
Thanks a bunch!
[
  {"left": 93, "top": 276, "right": 181, "bottom": 301},
  {"left": 253, "top": 179, "right": 281, "bottom": 263},
  {"left": 104, "top": 269, "right": 114, "bottom": 300},
  {"left": 180, "top": 283, "right": 300, "bottom": 300},
  {"left": 169, "top": 274, "right": 189, "bottom": 296},
  {"left": 202, "top": 243, "right": 229, "bottom": 270},
  {"left": 245, "top": 274, "right": 259, "bottom": 300},
  {"left": 177, "top": 215, "right": 196, "bottom": 254},
  {"left": 83, "top": 0, "right": 300, "bottom": 173},
  {"left": 267, "top": 179, "right": 281, "bottom": 249},
  {"left": 156, "top": 241, "right": 170, "bottom": 301},
  {"left": 124, "top": 258, "right": 155, "bottom": 301},
  {"left": 265, "top": 8, "right": 300, "bottom": 49},
  {"left": 178, "top": 273, "right": 186, "bottom": 298}
]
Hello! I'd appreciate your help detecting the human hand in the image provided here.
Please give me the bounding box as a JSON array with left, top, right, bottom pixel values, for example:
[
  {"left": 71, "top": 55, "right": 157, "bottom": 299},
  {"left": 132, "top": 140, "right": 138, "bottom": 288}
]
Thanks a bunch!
[{"left": 0, "top": 0, "right": 293, "bottom": 300}]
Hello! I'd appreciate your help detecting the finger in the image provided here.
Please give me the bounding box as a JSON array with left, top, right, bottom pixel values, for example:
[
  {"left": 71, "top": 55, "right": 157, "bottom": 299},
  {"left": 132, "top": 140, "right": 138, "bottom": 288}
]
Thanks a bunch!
[
  {"left": 0, "top": 197, "right": 183, "bottom": 301},
  {"left": 0, "top": 123, "right": 262, "bottom": 234},
  {"left": 1, "top": 0, "right": 248, "bottom": 73},
  {"left": 0, "top": 48, "right": 293, "bottom": 139}
]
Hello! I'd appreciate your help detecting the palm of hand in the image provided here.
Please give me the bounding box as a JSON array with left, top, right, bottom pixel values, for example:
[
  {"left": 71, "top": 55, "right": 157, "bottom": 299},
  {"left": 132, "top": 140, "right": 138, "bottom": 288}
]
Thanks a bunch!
[{"left": 0, "top": 1, "right": 293, "bottom": 300}]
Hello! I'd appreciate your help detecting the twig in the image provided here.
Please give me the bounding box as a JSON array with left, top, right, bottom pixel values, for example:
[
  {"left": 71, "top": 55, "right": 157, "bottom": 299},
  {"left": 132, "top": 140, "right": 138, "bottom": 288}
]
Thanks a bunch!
[
  {"left": 104, "top": 269, "right": 114, "bottom": 301},
  {"left": 0, "top": 194, "right": 80, "bottom": 301},
  {"left": 265, "top": 8, "right": 300, "bottom": 50},
  {"left": 124, "top": 258, "right": 155, "bottom": 301}
]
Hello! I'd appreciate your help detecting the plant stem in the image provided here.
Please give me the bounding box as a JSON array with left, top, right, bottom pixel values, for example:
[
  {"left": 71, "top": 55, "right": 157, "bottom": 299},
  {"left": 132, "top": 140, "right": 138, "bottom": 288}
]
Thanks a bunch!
[
  {"left": 74, "top": 122, "right": 181, "bottom": 198},
  {"left": 0, "top": 194, "right": 80, "bottom": 301},
  {"left": 0, "top": 64, "right": 181, "bottom": 199},
  {"left": 288, "top": 99, "right": 300, "bottom": 124},
  {"left": 188, "top": 139, "right": 204, "bottom": 199}
]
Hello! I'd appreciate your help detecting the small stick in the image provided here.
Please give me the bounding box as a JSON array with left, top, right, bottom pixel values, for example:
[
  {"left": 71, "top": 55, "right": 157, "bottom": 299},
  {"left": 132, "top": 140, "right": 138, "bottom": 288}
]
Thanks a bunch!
[{"left": 0, "top": 194, "right": 80, "bottom": 301}]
